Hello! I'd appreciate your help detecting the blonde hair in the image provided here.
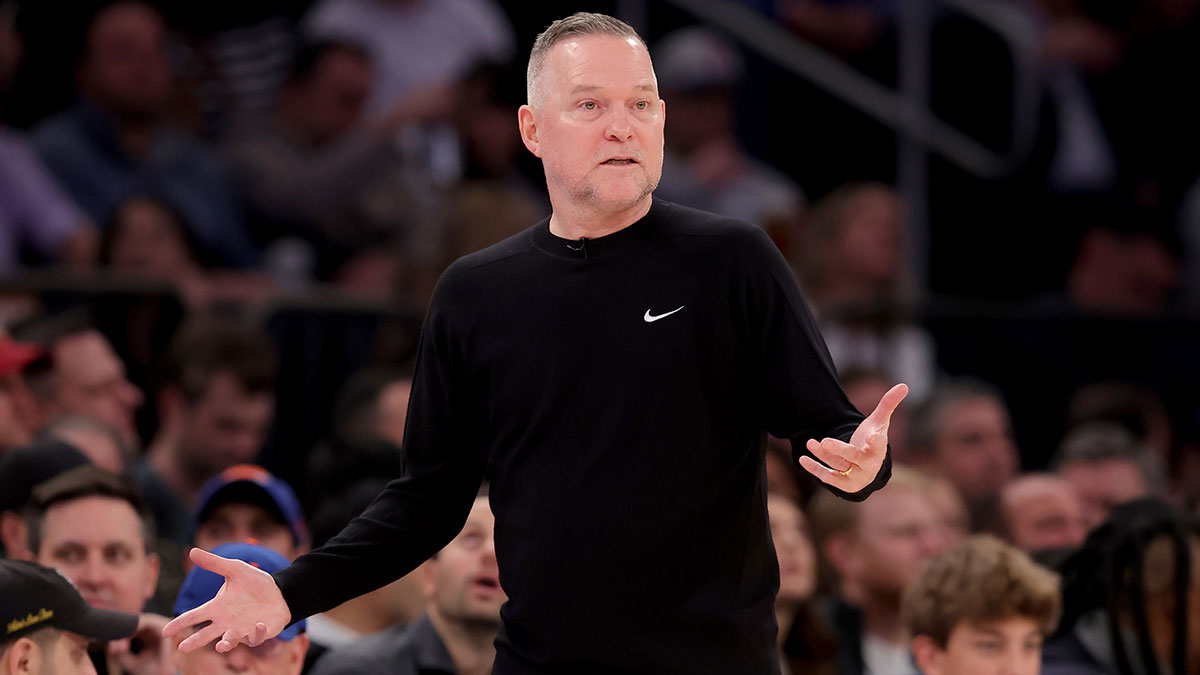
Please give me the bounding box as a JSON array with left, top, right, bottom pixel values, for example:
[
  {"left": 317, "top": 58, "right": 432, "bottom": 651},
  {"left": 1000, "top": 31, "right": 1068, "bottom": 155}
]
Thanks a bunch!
[{"left": 902, "top": 535, "right": 1061, "bottom": 647}]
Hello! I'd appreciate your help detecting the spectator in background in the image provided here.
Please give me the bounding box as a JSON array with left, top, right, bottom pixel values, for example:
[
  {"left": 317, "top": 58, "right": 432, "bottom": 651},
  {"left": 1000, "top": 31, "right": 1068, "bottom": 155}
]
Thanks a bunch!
[
  {"left": 1052, "top": 423, "right": 1162, "bottom": 531},
  {"left": 0, "top": 439, "right": 89, "bottom": 559},
  {"left": 808, "top": 467, "right": 952, "bottom": 675},
  {"left": 193, "top": 464, "right": 309, "bottom": 561},
  {"left": 39, "top": 415, "right": 131, "bottom": 475},
  {"left": 916, "top": 468, "right": 970, "bottom": 546},
  {"left": 31, "top": 1, "right": 257, "bottom": 268},
  {"left": 304, "top": 0, "right": 514, "bottom": 123},
  {"left": 908, "top": 378, "right": 1020, "bottom": 530},
  {"left": 1059, "top": 202, "right": 1180, "bottom": 316},
  {"left": 136, "top": 318, "right": 278, "bottom": 545},
  {"left": 329, "top": 367, "right": 412, "bottom": 448},
  {"left": 996, "top": 473, "right": 1088, "bottom": 555},
  {"left": 99, "top": 195, "right": 208, "bottom": 290},
  {"left": 0, "top": 0, "right": 97, "bottom": 272},
  {"left": 1065, "top": 382, "right": 1181, "bottom": 501},
  {"left": 0, "top": 558, "right": 140, "bottom": 675},
  {"left": 0, "top": 334, "right": 49, "bottom": 453},
  {"left": 12, "top": 312, "right": 143, "bottom": 447},
  {"left": 310, "top": 488, "right": 503, "bottom": 675},
  {"left": 766, "top": 492, "right": 836, "bottom": 675},
  {"left": 902, "top": 535, "right": 1060, "bottom": 675},
  {"left": 170, "top": 542, "right": 308, "bottom": 675},
  {"left": 1043, "top": 499, "right": 1200, "bottom": 675},
  {"left": 224, "top": 39, "right": 424, "bottom": 279},
  {"left": 653, "top": 27, "right": 804, "bottom": 244},
  {"left": 796, "top": 183, "right": 935, "bottom": 401},
  {"left": 26, "top": 466, "right": 174, "bottom": 674}
]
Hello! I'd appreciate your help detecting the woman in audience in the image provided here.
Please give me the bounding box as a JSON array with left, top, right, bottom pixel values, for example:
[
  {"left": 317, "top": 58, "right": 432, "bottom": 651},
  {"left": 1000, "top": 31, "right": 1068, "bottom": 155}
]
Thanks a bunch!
[{"left": 768, "top": 491, "right": 837, "bottom": 675}]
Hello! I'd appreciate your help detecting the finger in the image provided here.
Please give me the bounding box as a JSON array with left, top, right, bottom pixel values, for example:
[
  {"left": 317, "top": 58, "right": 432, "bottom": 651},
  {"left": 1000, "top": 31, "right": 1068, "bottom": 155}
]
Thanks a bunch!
[
  {"left": 245, "top": 623, "right": 268, "bottom": 647},
  {"left": 107, "top": 638, "right": 130, "bottom": 656},
  {"left": 163, "top": 606, "right": 209, "bottom": 638},
  {"left": 216, "top": 629, "right": 245, "bottom": 654},
  {"left": 188, "top": 547, "right": 238, "bottom": 576},
  {"left": 177, "top": 621, "right": 224, "bottom": 653},
  {"left": 865, "top": 383, "right": 909, "bottom": 426},
  {"left": 798, "top": 455, "right": 851, "bottom": 488},
  {"left": 805, "top": 437, "right": 856, "bottom": 470}
]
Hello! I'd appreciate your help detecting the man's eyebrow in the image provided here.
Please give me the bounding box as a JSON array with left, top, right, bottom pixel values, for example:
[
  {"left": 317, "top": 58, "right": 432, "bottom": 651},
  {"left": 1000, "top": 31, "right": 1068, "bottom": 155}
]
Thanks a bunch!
[{"left": 568, "top": 83, "right": 658, "bottom": 95}]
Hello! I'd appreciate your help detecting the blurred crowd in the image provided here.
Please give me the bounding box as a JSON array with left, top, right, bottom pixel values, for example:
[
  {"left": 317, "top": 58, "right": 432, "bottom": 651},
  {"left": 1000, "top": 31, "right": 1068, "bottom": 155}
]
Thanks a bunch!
[{"left": 1, "top": 0, "right": 1199, "bottom": 674}]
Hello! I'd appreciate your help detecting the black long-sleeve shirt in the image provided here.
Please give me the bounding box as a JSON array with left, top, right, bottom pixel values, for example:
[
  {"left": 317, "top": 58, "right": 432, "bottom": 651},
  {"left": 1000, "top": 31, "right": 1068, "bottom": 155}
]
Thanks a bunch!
[{"left": 275, "top": 199, "right": 889, "bottom": 674}]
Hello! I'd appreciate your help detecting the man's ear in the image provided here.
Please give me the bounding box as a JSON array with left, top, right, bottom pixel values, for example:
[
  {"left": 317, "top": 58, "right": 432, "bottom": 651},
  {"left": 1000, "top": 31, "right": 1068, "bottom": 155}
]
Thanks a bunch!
[
  {"left": 0, "top": 512, "right": 31, "bottom": 561},
  {"left": 518, "top": 105, "right": 540, "bottom": 157},
  {"left": 142, "top": 551, "right": 161, "bottom": 603},
  {"left": 285, "top": 635, "right": 309, "bottom": 675},
  {"left": 910, "top": 634, "right": 944, "bottom": 675},
  {"left": 5, "top": 636, "right": 41, "bottom": 674}
]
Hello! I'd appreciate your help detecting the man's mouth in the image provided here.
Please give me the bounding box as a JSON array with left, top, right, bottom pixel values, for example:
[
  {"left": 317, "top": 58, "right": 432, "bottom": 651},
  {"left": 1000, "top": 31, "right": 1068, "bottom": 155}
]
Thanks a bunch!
[
  {"left": 472, "top": 574, "right": 502, "bottom": 593},
  {"left": 601, "top": 158, "right": 637, "bottom": 165}
]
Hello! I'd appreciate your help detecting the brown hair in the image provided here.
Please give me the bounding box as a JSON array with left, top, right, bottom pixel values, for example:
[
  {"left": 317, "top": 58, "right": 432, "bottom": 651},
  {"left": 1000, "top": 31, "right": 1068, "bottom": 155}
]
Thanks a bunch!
[
  {"left": 25, "top": 465, "right": 156, "bottom": 555},
  {"left": 902, "top": 534, "right": 1061, "bottom": 647},
  {"left": 526, "top": 12, "right": 646, "bottom": 104}
]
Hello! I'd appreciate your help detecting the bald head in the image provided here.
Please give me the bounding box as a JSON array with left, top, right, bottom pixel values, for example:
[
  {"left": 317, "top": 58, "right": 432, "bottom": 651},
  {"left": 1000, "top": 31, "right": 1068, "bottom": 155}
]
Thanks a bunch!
[{"left": 1000, "top": 474, "right": 1087, "bottom": 553}]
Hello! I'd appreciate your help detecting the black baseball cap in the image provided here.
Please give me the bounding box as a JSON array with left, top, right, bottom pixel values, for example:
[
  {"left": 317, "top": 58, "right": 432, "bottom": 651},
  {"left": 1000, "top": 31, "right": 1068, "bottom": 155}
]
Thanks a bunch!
[
  {"left": 0, "top": 559, "right": 138, "bottom": 644},
  {"left": 0, "top": 440, "right": 90, "bottom": 513}
]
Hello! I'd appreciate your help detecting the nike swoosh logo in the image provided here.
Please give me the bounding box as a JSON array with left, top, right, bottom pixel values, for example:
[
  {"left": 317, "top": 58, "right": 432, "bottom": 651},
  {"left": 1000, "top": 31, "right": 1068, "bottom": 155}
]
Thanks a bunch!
[{"left": 644, "top": 306, "right": 685, "bottom": 323}]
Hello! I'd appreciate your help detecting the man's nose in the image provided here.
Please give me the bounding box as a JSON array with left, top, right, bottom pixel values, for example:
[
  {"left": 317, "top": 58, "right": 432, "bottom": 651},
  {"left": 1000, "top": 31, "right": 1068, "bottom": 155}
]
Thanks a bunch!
[
  {"left": 76, "top": 553, "right": 109, "bottom": 587},
  {"left": 604, "top": 106, "right": 633, "bottom": 140}
]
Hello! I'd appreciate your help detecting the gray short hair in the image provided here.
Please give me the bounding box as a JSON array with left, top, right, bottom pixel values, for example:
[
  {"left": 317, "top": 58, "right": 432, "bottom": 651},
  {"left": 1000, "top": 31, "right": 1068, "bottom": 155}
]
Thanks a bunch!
[
  {"left": 526, "top": 12, "right": 646, "bottom": 105},
  {"left": 1052, "top": 422, "right": 1166, "bottom": 492},
  {"left": 908, "top": 378, "right": 1006, "bottom": 452}
]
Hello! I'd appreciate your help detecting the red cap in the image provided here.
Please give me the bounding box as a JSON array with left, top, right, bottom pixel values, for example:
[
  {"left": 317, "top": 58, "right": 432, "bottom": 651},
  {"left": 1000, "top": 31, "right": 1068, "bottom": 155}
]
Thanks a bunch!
[{"left": 0, "top": 338, "right": 50, "bottom": 377}]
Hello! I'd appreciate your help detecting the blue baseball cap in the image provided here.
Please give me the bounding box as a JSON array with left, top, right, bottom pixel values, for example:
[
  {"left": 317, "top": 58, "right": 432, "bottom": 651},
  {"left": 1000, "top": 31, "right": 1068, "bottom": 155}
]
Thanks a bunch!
[
  {"left": 172, "top": 542, "right": 306, "bottom": 640},
  {"left": 194, "top": 465, "right": 308, "bottom": 548}
]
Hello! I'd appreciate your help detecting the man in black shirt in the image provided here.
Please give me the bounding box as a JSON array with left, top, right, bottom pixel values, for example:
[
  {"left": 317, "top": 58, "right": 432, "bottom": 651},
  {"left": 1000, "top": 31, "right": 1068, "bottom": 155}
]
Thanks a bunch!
[{"left": 165, "top": 12, "right": 908, "bottom": 674}]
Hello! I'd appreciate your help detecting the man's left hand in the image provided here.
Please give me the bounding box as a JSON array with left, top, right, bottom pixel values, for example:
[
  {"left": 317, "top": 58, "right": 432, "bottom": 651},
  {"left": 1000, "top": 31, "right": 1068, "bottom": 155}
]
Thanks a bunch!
[{"left": 799, "top": 383, "right": 908, "bottom": 493}]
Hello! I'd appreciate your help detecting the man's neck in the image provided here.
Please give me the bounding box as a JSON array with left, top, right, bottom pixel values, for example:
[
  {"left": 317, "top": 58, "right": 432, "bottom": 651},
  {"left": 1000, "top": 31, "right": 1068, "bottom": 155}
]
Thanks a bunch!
[
  {"left": 860, "top": 597, "right": 905, "bottom": 644},
  {"left": 547, "top": 195, "right": 652, "bottom": 241},
  {"left": 427, "top": 609, "right": 496, "bottom": 675},
  {"left": 146, "top": 436, "right": 206, "bottom": 507}
]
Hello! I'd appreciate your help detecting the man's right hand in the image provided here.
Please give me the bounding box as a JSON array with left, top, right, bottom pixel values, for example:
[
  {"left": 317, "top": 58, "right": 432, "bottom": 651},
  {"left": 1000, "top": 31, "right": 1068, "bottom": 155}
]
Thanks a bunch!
[{"left": 161, "top": 548, "right": 292, "bottom": 653}]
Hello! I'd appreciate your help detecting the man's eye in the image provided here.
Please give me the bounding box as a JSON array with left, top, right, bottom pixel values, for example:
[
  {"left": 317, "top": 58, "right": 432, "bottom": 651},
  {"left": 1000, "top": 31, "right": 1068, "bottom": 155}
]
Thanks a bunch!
[
  {"left": 635, "top": 100, "right": 649, "bottom": 110},
  {"left": 581, "top": 101, "right": 596, "bottom": 110}
]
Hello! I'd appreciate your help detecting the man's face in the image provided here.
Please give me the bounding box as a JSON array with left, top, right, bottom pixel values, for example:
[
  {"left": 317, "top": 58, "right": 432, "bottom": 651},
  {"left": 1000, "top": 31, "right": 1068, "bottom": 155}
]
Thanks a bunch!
[
  {"left": 194, "top": 502, "right": 295, "bottom": 560},
  {"left": 520, "top": 34, "right": 665, "bottom": 216},
  {"left": 78, "top": 2, "right": 171, "bottom": 119},
  {"left": 1058, "top": 458, "right": 1149, "bottom": 530},
  {"left": 51, "top": 331, "right": 143, "bottom": 445},
  {"left": 294, "top": 50, "right": 370, "bottom": 145},
  {"left": 172, "top": 630, "right": 307, "bottom": 675},
  {"left": 424, "top": 497, "right": 504, "bottom": 625},
  {"left": 933, "top": 397, "right": 1019, "bottom": 501},
  {"left": 846, "top": 488, "right": 950, "bottom": 600},
  {"left": 915, "top": 617, "right": 1044, "bottom": 675},
  {"left": 375, "top": 379, "right": 411, "bottom": 447},
  {"left": 29, "top": 630, "right": 97, "bottom": 675},
  {"left": 177, "top": 372, "right": 275, "bottom": 479},
  {"left": 36, "top": 496, "right": 158, "bottom": 613},
  {"left": 1002, "top": 480, "right": 1087, "bottom": 552}
]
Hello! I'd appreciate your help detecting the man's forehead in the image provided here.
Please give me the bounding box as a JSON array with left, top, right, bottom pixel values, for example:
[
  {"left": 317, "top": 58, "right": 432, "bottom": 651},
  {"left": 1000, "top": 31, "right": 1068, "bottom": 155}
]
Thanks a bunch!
[{"left": 547, "top": 34, "right": 655, "bottom": 80}]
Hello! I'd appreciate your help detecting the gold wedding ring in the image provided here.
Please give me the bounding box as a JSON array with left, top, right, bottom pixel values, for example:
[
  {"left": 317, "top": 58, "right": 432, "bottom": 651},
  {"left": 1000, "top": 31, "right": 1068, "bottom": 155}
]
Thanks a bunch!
[{"left": 839, "top": 466, "right": 854, "bottom": 477}]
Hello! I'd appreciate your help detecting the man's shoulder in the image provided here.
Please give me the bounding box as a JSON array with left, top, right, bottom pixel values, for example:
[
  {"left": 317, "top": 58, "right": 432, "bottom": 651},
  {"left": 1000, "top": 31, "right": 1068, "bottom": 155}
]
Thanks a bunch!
[
  {"left": 441, "top": 223, "right": 539, "bottom": 282},
  {"left": 654, "top": 199, "right": 761, "bottom": 239}
]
